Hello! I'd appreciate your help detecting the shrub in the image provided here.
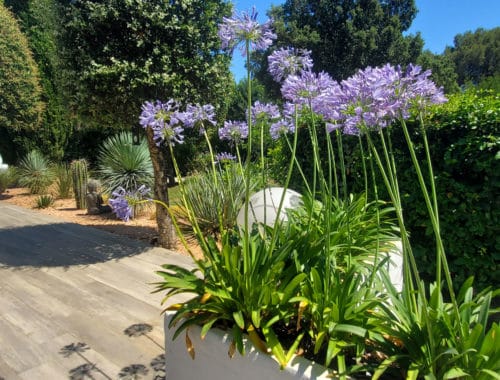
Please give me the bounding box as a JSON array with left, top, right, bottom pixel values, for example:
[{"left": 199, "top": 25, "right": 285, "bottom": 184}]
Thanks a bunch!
[
  {"left": 35, "top": 194, "right": 54, "bottom": 208},
  {"left": 173, "top": 163, "right": 261, "bottom": 236},
  {"left": 17, "top": 150, "right": 55, "bottom": 194},
  {"left": 0, "top": 3, "right": 44, "bottom": 131},
  {"left": 97, "top": 132, "right": 154, "bottom": 193},
  {"left": 0, "top": 167, "right": 16, "bottom": 193}
]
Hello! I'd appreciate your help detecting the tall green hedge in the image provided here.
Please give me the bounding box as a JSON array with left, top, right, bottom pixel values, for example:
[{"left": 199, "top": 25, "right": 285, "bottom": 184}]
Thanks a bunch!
[
  {"left": 402, "top": 90, "right": 499, "bottom": 291},
  {"left": 0, "top": 3, "right": 44, "bottom": 133}
]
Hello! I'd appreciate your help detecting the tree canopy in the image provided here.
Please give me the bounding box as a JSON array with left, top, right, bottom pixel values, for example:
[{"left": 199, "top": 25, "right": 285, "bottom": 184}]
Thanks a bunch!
[
  {"left": 445, "top": 27, "right": 500, "bottom": 87},
  {"left": 4, "top": 0, "right": 72, "bottom": 161},
  {"left": 0, "top": 3, "right": 44, "bottom": 132},
  {"left": 257, "top": 0, "right": 423, "bottom": 83},
  {"left": 63, "top": 0, "right": 233, "bottom": 129}
]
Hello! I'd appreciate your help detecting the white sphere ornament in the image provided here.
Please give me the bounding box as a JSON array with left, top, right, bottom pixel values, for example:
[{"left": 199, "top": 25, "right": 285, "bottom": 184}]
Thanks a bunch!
[
  {"left": 236, "top": 187, "right": 302, "bottom": 229},
  {"left": 0, "top": 154, "right": 8, "bottom": 171}
]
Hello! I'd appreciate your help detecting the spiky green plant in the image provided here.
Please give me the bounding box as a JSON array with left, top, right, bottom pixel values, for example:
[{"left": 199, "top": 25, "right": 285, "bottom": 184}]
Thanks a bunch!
[
  {"left": 97, "top": 132, "right": 153, "bottom": 193},
  {"left": 54, "top": 163, "right": 73, "bottom": 199},
  {"left": 18, "top": 150, "right": 55, "bottom": 194},
  {"left": 35, "top": 194, "right": 54, "bottom": 209},
  {"left": 173, "top": 163, "right": 260, "bottom": 236}
]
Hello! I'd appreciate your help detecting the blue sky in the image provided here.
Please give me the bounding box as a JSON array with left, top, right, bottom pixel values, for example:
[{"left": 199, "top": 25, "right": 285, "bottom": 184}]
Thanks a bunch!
[{"left": 230, "top": 0, "right": 500, "bottom": 81}]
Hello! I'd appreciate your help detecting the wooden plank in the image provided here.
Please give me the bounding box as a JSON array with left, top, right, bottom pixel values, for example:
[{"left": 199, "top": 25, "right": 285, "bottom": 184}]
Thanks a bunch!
[{"left": 0, "top": 202, "right": 190, "bottom": 378}]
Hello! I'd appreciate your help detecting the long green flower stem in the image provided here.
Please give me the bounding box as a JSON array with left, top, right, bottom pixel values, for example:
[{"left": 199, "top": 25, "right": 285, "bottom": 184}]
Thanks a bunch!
[
  {"left": 364, "top": 133, "right": 421, "bottom": 304},
  {"left": 364, "top": 131, "right": 438, "bottom": 369},
  {"left": 267, "top": 108, "right": 301, "bottom": 256},
  {"left": 326, "top": 132, "right": 339, "bottom": 200},
  {"left": 166, "top": 144, "right": 211, "bottom": 260},
  {"left": 284, "top": 135, "right": 312, "bottom": 195},
  {"left": 336, "top": 130, "right": 348, "bottom": 200},
  {"left": 419, "top": 113, "right": 441, "bottom": 282},
  {"left": 399, "top": 118, "right": 460, "bottom": 323},
  {"left": 358, "top": 134, "right": 368, "bottom": 201},
  {"left": 362, "top": 135, "right": 382, "bottom": 289},
  {"left": 242, "top": 39, "right": 253, "bottom": 275},
  {"left": 202, "top": 128, "right": 224, "bottom": 232}
]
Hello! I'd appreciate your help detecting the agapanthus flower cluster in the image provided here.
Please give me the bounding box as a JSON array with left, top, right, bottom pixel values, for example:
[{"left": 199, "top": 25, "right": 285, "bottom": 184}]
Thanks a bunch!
[
  {"left": 218, "top": 121, "right": 249, "bottom": 143},
  {"left": 218, "top": 7, "right": 276, "bottom": 56},
  {"left": 139, "top": 100, "right": 219, "bottom": 145},
  {"left": 328, "top": 64, "right": 446, "bottom": 135},
  {"left": 270, "top": 119, "right": 295, "bottom": 140},
  {"left": 281, "top": 70, "right": 337, "bottom": 107},
  {"left": 109, "top": 185, "right": 151, "bottom": 222},
  {"left": 397, "top": 64, "right": 447, "bottom": 113},
  {"left": 214, "top": 152, "right": 237, "bottom": 164},
  {"left": 268, "top": 47, "right": 313, "bottom": 82},
  {"left": 184, "top": 104, "right": 217, "bottom": 132},
  {"left": 139, "top": 100, "right": 186, "bottom": 146},
  {"left": 250, "top": 101, "right": 281, "bottom": 124}
]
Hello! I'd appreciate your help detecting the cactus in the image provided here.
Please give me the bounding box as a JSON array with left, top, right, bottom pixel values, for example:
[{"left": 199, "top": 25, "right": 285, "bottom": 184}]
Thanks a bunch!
[{"left": 71, "top": 159, "right": 88, "bottom": 209}]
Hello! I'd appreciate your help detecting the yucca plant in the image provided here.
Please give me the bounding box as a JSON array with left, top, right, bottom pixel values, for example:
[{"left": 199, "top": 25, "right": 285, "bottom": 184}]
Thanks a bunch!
[
  {"left": 97, "top": 132, "right": 154, "bottom": 194},
  {"left": 54, "top": 163, "right": 73, "bottom": 199},
  {"left": 35, "top": 194, "right": 54, "bottom": 209},
  {"left": 173, "top": 163, "right": 260, "bottom": 236},
  {"left": 18, "top": 151, "right": 55, "bottom": 194}
]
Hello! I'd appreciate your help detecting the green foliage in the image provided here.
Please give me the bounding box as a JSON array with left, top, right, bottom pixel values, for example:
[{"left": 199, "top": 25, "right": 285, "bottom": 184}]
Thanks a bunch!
[
  {"left": 272, "top": 89, "right": 499, "bottom": 291},
  {"left": 156, "top": 228, "right": 308, "bottom": 365},
  {"left": 173, "top": 163, "right": 261, "bottom": 236},
  {"left": 5, "top": 0, "right": 73, "bottom": 161},
  {"left": 35, "top": 194, "right": 54, "bottom": 208},
  {"left": 0, "top": 167, "right": 16, "bottom": 193},
  {"left": 63, "top": 0, "right": 233, "bottom": 129},
  {"left": 17, "top": 150, "right": 55, "bottom": 194},
  {"left": 54, "top": 163, "right": 73, "bottom": 199},
  {"left": 257, "top": 0, "right": 422, "bottom": 84},
  {"left": 0, "top": 3, "right": 44, "bottom": 131},
  {"left": 97, "top": 132, "right": 153, "bottom": 193},
  {"left": 157, "top": 190, "right": 400, "bottom": 373},
  {"left": 417, "top": 50, "right": 460, "bottom": 94},
  {"left": 374, "top": 277, "right": 500, "bottom": 379},
  {"left": 445, "top": 27, "right": 500, "bottom": 87},
  {"left": 70, "top": 159, "right": 88, "bottom": 209},
  {"left": 405, "top": 90, "right": 500, "bottom": 291},
  {"left": 285, "top": 193, "right": 399, "bottom": 270}
]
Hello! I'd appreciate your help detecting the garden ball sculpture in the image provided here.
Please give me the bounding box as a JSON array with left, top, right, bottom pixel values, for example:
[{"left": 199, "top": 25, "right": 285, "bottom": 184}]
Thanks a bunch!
[{"left": 236, "top": 187, "right": 302, "bottom": 229}]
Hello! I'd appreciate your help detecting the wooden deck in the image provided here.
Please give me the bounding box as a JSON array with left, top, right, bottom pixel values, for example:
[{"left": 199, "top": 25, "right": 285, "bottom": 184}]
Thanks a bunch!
[{"left": 0, "top": 202, "right": 195, "bottom": 379}]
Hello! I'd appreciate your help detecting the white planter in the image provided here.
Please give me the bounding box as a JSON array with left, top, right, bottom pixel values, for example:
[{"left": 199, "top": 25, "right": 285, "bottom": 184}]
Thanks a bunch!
[{"left": 164, "top": 312, "right": 333, "bottom": 380}]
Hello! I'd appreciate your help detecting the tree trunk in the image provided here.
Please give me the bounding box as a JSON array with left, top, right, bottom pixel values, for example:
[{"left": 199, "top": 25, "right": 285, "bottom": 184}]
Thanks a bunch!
[{"left": 145, "top": 128, "right": 176, "bottom": 249}]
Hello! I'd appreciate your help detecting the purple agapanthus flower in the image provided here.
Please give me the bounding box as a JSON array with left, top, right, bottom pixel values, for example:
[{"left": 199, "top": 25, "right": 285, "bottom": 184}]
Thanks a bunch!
[
  {"left": 218, "top": 120, "right": 249, "bottom": 143},
  {"left": 109, "top": 185, "right": 151, "bottom": 222},
  {"left": 397, "top": 64, "right": 447, "bottom": 114},
  {"left": 218, "top": 7, "right": 276, "bottom": 56},
  {"left": 270, "top": 119, "right": 295, "bottom": 140},
  {"left": 268, "top": 47, "right": 314, "bottom": 82},
  {"left": 250, "top": 101, "right": 281, "bottom": 124},
  {"left": 214, "top": 152, "right": 237, "bottom": 163},
  {"left": 152, "top": 124, "right": 185, "bottom": 146},
  {"left": 139, "top": 99, "right": 186, "bottom": 146},
  {"left": 281, "top": 70, "right": 336, "bottom": 106},
  {"left": 184, "top": 104, "right": 217, "bottom": 132}
]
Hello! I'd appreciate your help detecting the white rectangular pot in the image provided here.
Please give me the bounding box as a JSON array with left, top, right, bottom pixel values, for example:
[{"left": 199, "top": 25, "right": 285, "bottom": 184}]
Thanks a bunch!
[{"left": 164, "top": 312, "right": 333, "bottom": 380}]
